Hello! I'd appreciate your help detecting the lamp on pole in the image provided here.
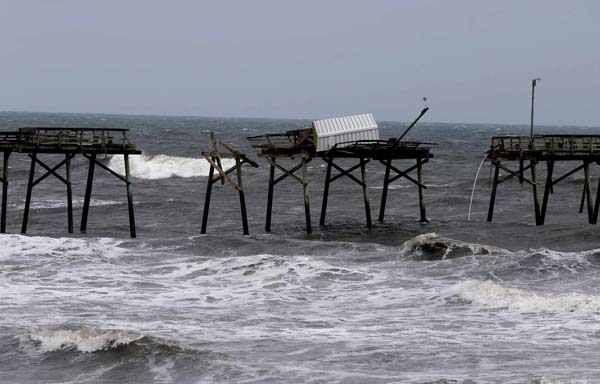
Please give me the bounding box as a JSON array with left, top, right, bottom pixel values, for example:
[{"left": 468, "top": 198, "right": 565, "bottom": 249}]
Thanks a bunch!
[{"left": 530, "top": 78, "right": 541, "bottom": 148}]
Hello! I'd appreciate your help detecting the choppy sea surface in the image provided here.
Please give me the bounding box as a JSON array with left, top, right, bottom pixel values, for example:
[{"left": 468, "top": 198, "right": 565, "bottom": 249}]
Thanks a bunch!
[{"left": 1, "top": 112, "right": 600, "bottom": 384}]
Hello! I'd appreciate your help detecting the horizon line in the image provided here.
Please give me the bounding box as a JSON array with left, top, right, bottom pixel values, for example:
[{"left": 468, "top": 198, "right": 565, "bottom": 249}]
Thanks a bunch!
[{"left": 1, "top": 109, "right": 599, "bottom": 129}]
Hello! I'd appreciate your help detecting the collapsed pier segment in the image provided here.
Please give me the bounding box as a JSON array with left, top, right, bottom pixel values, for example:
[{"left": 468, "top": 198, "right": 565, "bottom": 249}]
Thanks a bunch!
[{"left": 248, "top": 109, "right": 434, "bottom": 232}]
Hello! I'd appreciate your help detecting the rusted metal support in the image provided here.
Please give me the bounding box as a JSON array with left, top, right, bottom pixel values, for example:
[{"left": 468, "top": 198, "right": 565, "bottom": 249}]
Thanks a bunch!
[
  {"left": 320, "top": 156, "right": 332, "bottom": 226},
  {"left": 1, "top": 151, "right": 9, "bottom": 233},
  {"left": 80, "top": 153, "right": 96, "bottom": 233},
  {"left": 539, "top": 160, "right": 554, "bottom": 225},
  {"left": 124, "top": 154, "right": 136, "bottom": 238},
  {"left": 417, "top": 157, "right": 428, "bottom": 223},
  {"left": 200, "top": 159, "right": 215, "bottom": 235},
  {"left": 21, "top": 153, "right": 36, "bottom": 234},
  {"left": 531, "top": 160, "right": 542, "bottom": 225},
  {"left": 487, "top": 161, "right": 500, "bottom": 222},
  {"left": 378, "top": 158, "right": 392, "bottom": 223},
  {"left": 360, "top": 157, "right": 372, "bottom": 228}
]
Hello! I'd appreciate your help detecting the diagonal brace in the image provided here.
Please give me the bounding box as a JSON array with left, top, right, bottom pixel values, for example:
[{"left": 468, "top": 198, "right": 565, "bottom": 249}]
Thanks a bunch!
[
  {"left": 383, "top": 159, "right": 428, "bottom": 188},
  {"left": 551, "top": 162, "right": 588, "bottom": 187},
  {"left": 204, "top": 155, "right": 240, "bottom": 190},
  {"left": 326, "top": 158, "right": 370, "bottom": 186},
  {"left": 269, "top": 158, "right": 312, "bottom": 186},
  {"left": 83, "top": 154, "right": 129, "bottom": 184},
  {"left": 31, "top": 153, "right": 74, "bottom": 187},
  {"left": 496, "top": 163, "right": 534, "bottom": 186}
]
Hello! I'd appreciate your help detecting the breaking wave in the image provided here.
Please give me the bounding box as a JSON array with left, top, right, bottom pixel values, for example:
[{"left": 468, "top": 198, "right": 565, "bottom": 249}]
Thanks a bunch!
[
  {"left": 447, "top": 279, "right": 600, "bottom": 314},
  {"left": 28, "top": 328, "right": 145, "bottom": 353},
  {"left": 0, "top": 233, "right": 123, "bottom": 261},
  {"left": 399, "top": 233, "right": 505, "bottom": 260},
  {"left": 107, "top": 154, "right": 235, "bottom": 180},
  {"left": 508, "top": 248, "right": 600, "bottom": 274}
]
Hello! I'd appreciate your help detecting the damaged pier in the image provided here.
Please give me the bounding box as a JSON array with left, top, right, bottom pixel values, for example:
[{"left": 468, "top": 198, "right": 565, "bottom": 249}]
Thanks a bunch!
[
  {"left": 487, "top": 135, "right": 600, "bottom": 225},
  {"left": 248, "top": 108, "right": 434, "bottom": 233},
  {"left": 0, "top": 127, "right": 141, "bottom": 237}
]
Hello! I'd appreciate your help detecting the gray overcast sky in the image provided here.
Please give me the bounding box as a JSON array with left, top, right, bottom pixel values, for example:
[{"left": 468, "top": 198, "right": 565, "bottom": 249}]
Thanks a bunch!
[{"left": 1, "top": 0, "right": 599, "bottom": 125}]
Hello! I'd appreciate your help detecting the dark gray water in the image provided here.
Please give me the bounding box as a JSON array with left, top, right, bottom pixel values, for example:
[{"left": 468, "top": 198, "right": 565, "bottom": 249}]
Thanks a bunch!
[{"left": 1, "top": 112, "right": 600, "bottom": 383}]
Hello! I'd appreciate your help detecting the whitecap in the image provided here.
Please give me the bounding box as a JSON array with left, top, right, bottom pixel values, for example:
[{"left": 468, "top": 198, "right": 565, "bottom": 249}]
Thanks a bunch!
[
  {"left": 447, "top": 279, "right": 600, "bottom": 314},
  {"left": 107, "top": 154, "right": 236, "bottom": 180},
  {"left": 28, "top": 328, "right": 143, "bottom": 353}
]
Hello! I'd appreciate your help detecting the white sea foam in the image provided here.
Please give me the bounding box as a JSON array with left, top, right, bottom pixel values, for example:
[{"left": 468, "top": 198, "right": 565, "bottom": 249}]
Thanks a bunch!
[
  {"left": 28, "top": 328, "right": 143, "bottom": 353},
  {"left": 448, "top": 279, "right": 600, "bottom": 314},
  {"left": 11, "top": 198, "right": 121, "bottom": 210},
  {"left": 107, "top": 154, "right": 235, "bottom": 179},
  {"left": 0, "top": 233, "right": 123, "bottom": 261}
]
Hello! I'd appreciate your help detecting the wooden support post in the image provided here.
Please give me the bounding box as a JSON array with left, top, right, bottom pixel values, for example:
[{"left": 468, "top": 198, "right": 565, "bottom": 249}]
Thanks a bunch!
[
  {"left": 580, "top": 176, "right": 587, "bottom": 214},
  {"left": 531, "top": 160, "right": 542, "bottom": 225},
  {"left": 124, "top": 154, "right": 136, "bottom": 238},
  {"left": 236, "top": 157, "right": 249, "bottom": 235},
  {"left": 378, "top": 158, "right": 392, "bottom": 223},
  {"left": 539, "top": 160, "right": 554, "bottom": 225},
  {"left": 65, "top": 154, "right": 73, "bottom": 233},
  {"left": 265, "top": 158, "right": 275, "bottom": 233},
  {"left": 360, "top": 157, "right": 372, "bottom": 228},
  {"left": 80, "top": 153, "right": 96, "bottom": 232},
  {"left": 201, "top": 159, "right": 215, "bottom": 234},
  {"left": 592, "top": 170, "right": 600, "bottom": 225},
  {"left": 22, "top": 153, "right": 36, "bottom": 234},
  {"left": 487, "top": 161, "right": 500, "bottom": 222},
  {"left": 1, "top": 151, "right": 9, "bottom": 233},
  {"left": 302, "top": 157, "right": 312, "bottom": 234},
  {"left": 583, "top": 161, "right": 594, "bottom": 223},
  {"left": 417, "top": 158, "right": 428, "bottom": 223},
  {"left": 519, "top": 158, "right": 524, "bottom": 185},
  {"left": 320, "top": 157, "right": 332, "bottom": 226}
]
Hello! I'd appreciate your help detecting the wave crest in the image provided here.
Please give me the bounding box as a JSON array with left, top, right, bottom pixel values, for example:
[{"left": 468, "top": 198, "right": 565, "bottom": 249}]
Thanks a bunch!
[
  {"left": 108, "top": 154, "right": 235, "bottom": 180},
  {"left": 448, "top": 279, "right": 600, "bottom": 314},
  {"left": 29, "top": 328, "right": 144, "bottom": 353},
  {"left": 400, "top": 233, "right": 504, "bottom": 260}
]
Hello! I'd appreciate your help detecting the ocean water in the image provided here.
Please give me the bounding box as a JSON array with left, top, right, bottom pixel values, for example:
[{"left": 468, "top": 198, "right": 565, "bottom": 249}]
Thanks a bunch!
[{"left": 1, "top": 112, "right": 600, "bottom": 383}]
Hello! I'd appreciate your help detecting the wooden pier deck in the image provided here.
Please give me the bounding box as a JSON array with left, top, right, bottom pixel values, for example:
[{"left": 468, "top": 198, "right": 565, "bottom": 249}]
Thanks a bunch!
[
  {"left": 487, "top": 134, "right": 600, "bottom": 225},
  {"left": 0, "top": 128, "right": 141, "bottom": 237}
]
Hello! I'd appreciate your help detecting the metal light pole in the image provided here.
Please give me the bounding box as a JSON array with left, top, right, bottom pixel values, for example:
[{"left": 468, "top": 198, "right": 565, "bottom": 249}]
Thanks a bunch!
[{"left": 530, "top": 78, "right": 541, "bottom": 148}]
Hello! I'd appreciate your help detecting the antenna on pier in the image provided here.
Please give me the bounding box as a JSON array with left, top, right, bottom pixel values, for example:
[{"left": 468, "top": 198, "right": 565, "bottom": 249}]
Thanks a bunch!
[
  {"left": 530, "top": 78, "right": 541, "bottom": 147},
  {"left": 396, "top": 97, "right": 429, "bottom": 144}
]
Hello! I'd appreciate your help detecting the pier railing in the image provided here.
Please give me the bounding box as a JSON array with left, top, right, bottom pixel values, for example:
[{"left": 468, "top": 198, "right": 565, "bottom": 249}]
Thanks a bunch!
[
  {"left": 13, "top": 128, "right": 138, "bottom": 153},
  {"left": 491, "top": 135, "right": 600, "bottom": 156}
]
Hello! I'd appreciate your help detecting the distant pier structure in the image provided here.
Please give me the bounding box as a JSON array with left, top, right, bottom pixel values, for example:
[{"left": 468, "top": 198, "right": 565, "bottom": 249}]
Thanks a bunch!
[
  {"left": 487, "top": 135, "right": 600, "bottom": 225},
  {"left": 0, "top": 128, "right": 141, "bottom": 237},
  {"left": 247, "top": 108, "right": 433, "bottom": 233}
]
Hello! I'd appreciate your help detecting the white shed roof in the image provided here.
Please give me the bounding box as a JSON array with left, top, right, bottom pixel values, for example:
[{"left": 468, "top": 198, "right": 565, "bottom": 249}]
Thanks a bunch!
[{"left": 312, "top": 113, "right": 378, "bottom": 138}]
